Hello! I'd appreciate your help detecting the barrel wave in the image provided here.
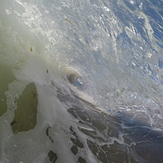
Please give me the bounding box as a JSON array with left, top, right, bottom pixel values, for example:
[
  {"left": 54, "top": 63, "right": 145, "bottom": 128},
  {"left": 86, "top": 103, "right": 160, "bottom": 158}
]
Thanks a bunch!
[{"left": 1, "top": 0, "right": 163, "bottom": 162}]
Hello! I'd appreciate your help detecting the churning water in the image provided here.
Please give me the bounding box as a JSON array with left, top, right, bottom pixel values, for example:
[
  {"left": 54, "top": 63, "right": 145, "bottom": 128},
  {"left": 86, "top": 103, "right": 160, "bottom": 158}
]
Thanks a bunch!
[{"left": 1, "top": 0, "right": 163, "bottom": 162}]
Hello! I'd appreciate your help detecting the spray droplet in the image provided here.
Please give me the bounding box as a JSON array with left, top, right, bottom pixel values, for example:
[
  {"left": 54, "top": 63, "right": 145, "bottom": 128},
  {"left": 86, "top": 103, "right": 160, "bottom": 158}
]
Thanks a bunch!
[{"left": 30, "top": 47, "right": 33, "bottom": 52}]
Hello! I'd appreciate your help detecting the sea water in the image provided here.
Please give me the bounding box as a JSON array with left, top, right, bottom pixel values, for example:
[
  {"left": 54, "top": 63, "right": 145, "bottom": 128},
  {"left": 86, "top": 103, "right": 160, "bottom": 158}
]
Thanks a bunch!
[{"left": 1, "top": 0, "right": 163, "bottom": 162}]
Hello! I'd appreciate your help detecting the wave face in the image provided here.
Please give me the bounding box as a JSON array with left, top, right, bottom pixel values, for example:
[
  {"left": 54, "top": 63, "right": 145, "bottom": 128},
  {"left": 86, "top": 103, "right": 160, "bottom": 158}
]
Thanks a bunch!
[{"left": 1, "top": 0, "right": 163, "bottom": 162}]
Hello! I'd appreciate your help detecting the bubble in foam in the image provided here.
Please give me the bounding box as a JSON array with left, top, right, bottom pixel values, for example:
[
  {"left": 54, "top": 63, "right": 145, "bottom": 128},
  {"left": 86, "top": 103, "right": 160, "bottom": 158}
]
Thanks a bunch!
[{"left": 5, "top": 9, "right": 12, "bottom": 15}]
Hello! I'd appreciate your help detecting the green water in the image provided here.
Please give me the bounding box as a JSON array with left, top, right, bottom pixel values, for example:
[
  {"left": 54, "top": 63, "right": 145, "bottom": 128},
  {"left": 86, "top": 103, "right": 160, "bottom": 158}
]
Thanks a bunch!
[
  {"left": 0, "top": 63, "right": 38, "bottom": 133},
  {"left": 11, "top": 83, "right": 38, "bottom": 133},
  {"left": 0, "top": 63, "right": 14, "bottom": 116}
]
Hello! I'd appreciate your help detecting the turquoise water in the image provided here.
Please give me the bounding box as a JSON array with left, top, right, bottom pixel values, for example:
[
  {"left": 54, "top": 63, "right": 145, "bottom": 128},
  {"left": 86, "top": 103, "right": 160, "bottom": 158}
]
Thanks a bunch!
[{"left": 1, "top": 0, "right": 163, "bottom": 162}]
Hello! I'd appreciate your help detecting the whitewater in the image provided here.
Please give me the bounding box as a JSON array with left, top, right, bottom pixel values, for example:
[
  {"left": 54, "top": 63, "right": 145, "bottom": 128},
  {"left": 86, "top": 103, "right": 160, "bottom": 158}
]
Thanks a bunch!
[{"left": 1, "top": 0, "right": 163, "bottom": 162}]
